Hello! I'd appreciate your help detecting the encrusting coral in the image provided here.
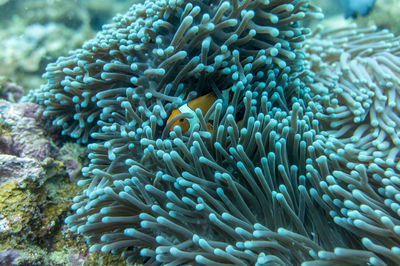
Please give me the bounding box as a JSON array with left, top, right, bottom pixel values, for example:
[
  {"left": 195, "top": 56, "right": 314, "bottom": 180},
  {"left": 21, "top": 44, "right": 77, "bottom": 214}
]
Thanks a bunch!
[
  {"left": 25, "top": 0, "right": 400, "bottom": 265},
  {"left": 0, "top": 100, "right": 92, "bottom": 265}
]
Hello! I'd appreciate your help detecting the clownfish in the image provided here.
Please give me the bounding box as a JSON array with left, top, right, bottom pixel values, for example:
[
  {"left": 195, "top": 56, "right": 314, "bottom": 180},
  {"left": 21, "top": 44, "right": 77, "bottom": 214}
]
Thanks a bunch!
[{"left": 166, "top": 90, "right": 230, "bottom": 133}]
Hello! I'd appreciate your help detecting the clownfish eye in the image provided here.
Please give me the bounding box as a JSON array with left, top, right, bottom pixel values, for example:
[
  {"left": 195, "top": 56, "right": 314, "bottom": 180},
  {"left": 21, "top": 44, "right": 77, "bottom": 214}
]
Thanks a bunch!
[{"left": 179, "top": 118, "right": 184, "bottom": 122}]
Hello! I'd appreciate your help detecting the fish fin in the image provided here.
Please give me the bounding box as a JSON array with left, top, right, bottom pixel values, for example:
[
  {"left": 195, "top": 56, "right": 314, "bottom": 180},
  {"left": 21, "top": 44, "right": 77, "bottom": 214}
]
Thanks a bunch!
[
  {"left": 206, "top": 123, "right": 213, "bottom": 134},
  {"left": 221, "top": 89, "right": 230, "bottom": 103}
]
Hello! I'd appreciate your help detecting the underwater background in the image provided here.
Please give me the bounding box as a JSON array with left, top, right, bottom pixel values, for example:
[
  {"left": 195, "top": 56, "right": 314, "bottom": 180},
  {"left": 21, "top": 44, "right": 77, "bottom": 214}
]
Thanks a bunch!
[{"left": 1, "top": 0, "right": 400, "bottom": 265}]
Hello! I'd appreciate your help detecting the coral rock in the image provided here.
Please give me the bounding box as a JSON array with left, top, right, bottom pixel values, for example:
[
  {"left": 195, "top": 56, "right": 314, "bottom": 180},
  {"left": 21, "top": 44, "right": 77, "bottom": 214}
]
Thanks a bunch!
[
  {"left": 0, "top": 100, "right": 53, "bottom": 160},
  {"left": 0, "top": 154, "right": 46, "bottom": 186}
]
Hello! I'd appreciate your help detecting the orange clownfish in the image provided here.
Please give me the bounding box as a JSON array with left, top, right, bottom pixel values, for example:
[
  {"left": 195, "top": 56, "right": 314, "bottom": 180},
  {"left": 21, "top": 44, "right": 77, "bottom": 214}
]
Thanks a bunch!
[{"left": 166, "top": 90, "right": 230, "bottom": 133}]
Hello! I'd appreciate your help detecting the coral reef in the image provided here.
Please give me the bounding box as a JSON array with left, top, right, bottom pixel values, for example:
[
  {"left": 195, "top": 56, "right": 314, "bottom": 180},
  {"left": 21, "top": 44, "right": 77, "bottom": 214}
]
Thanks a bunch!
[
  {"left": 0, "top": 0, "right": 133, "bottom": 90},
  {"left": 59, "top": 142, "right": 89, "bottom": 183},
  {"left": 311, "top": 0, "right": 400, "bottom": 36},
  {"left": 0, "top": 23, "right": 89, "bottom": 91},
  {"left": 0, "top": 77, "right": 23, "bottom": 102},
  {"left": 0, "top": 248, "right": 21, "bottom": 265},
  {"left": 0, "top": 100, "right": 121, "bottom": 265},
  {"left": 26, "top": 0, "right": 400, "bottom": 265},
  {"left": 355, "top": 0, "right": 400, "bottom": 35},
  {"left": 0, "top": 100, "right": 53, "bottom": 160}
]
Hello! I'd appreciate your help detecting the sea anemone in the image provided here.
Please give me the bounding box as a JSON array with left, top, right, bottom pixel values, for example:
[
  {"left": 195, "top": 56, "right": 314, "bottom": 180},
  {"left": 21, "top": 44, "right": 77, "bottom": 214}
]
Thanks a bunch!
[
  {"left": 29, "top": 0, "right": 321, "bottom": 143},
  {"left": 302, "top": 24, "right": 400, "bottom": 265},
  {"left": 25, "top": 0, "right": 400, "bottom": 265}
]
